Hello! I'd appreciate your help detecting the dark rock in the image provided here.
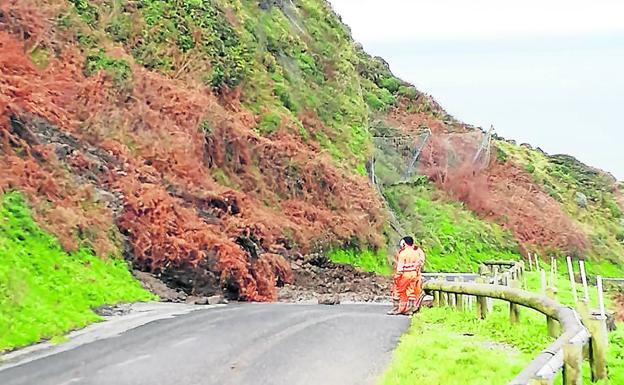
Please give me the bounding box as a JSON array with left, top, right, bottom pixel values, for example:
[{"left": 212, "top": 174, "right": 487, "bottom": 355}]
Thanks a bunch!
[
  {"left": 93, "top": 303, "right": 132, "bottom": 317},
  {"left": 133, "top": 270, "right": 187, "bottom": 302}
]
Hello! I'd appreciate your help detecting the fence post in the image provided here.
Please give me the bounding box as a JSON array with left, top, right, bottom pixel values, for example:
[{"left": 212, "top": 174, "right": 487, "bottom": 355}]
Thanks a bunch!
[
  {"left": 510, "top": 301, "right": 520, "bottom": 324},
  {"left": 545, "top": 287, "right": 560, "bottom": 337},
  {"left": 587, "top": 315, "right": 609, "bottom": 381},
  {"left": 441, "top": 291, "right": 448, "bottom": 307},
  {"left": 433, "top": 290, "right": 440, "bottom": 307},
  {"left": 509, "top": 279, "right": 520, "bottom": 324},
  {"left": 576, "top": 300, "right": 590, "bottom": 360},
  {"left": 474, "top": 277, "right": 488, "bottom": 319},
  {"left": 455, "top": 277, "right": 464, "bottom": 311},
  {"left": 563, "top": 342, "right": 583, "bottom": 385}
]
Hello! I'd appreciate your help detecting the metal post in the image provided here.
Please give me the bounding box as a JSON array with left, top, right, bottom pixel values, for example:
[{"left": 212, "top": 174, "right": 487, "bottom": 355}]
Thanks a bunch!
[
  {"left": 566, "top": 256, "right": 578, "bottom": 304},
  {"left": 597, "top": 276, "right": 605, "bottom": 318},
  {"left": 579, "top": 260, "right": 589, "bottom": 303}
]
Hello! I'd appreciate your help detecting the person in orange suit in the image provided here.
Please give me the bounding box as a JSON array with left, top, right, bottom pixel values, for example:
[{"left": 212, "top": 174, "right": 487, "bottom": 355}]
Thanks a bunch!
[{"left": 387, "top": 236, "right": 426, "bottom": 315}]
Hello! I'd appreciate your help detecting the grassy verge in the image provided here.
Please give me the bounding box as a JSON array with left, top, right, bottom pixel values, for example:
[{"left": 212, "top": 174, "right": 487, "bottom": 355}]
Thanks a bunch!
[
  {"left": 523, "top": 268, "right": 624, "bottom": 382},
  {"left": 328, "top": 249, "right": 391, "bottom": 276},
  {"left": 380, "top": 303, "right": 553, "bottom": 385},
  {"left": 0, "top": 192, "right": 154, "bottom": 353}
]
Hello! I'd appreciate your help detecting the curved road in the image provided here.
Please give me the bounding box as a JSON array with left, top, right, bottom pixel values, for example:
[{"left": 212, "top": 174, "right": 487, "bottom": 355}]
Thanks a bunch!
[{"left": 0, "top": 303, "right": 409, "bottom": 385}]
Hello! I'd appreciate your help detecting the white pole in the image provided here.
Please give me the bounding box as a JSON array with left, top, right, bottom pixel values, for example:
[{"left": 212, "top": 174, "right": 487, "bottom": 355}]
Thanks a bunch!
[
  {"left": 550, "top": 257, "right": 555, "bottom": 287},
  {"left": 566, "top": 256, "right": 578, "bottom": 304},
  {"left": 579, "top": 260, "right": 589, "bottom": 302},
  {"left": 597, "top": 276, "right": 605, "bottom": 319},
  {"left": 528, "top": 252, "right": 533, "bottom": 271},
  {"left": 554, "top": 257, "right": 558, "bottom": 279},
  {"left": 535, "top": 254, "right": 540, "bottom": 271},
  {"left": 540, "top": 269, "right": 547, "bottom": 294}
]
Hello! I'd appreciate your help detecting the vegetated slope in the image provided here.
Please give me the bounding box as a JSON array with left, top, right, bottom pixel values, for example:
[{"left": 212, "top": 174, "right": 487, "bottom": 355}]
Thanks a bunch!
[
  {"left": 1, "top": 0, "right": 622, "bottom": 313},
  {"left": 0, "top": 191, "right": 153, "bottom": 353},
  {"left": 375, "top": 104, "right": 623, "bottom": 275},
  {"left": 1, "top": 0, "right": 447, "bottom": 301}
]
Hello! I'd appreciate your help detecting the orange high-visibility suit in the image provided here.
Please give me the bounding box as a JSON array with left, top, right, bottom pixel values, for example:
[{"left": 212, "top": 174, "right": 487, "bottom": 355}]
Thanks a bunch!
[{"left": 392, "top": 245, "right": 426, "bottom": 314}]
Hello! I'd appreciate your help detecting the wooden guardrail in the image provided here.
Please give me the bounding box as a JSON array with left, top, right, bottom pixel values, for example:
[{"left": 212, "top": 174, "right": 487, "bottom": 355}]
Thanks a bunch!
[{"left": 423, "top": 261, "right": 608, "bottom": 385}]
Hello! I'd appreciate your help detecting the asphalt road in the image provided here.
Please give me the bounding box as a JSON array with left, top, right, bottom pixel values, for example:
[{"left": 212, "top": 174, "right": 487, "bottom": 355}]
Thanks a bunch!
[{"left": 0, "top": 303, "right": 409, "bottom": 385}]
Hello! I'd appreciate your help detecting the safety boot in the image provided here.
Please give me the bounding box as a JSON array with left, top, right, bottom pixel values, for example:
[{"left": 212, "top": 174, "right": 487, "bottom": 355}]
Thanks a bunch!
[{"left": 386, "top": 300, "right": 400, "bottom": 315}]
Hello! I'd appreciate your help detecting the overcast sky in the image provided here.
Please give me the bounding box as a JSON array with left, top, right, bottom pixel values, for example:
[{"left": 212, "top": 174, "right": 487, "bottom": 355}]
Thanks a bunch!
[{"left": 330, "top": 0, "right": 624, "bottom": 180}]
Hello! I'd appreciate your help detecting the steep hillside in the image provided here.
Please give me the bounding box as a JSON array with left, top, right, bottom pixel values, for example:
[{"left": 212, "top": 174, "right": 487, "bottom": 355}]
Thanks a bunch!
[
  {"left": 1, "top": 0, "right": 622, "bottom": 322},
  {"left": 1, "top": 0, "right": 442, "bottom": 303}
]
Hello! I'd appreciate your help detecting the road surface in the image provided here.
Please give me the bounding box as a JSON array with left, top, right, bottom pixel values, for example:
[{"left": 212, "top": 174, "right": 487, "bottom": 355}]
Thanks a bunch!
[{"left": 0, "top": 303, "right": 409, "bottom": 385}]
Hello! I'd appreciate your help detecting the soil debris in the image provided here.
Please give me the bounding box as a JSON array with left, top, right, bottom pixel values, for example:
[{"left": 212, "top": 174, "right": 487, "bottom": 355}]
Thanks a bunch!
[{"left": 278, "top": 254, "right": 391, "bottom": 303}]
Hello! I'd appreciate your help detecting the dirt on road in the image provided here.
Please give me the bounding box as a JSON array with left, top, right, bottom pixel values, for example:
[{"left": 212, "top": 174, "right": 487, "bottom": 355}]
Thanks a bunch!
[{"left": 278, "top": 253, "right": 391, "bottom": 304}]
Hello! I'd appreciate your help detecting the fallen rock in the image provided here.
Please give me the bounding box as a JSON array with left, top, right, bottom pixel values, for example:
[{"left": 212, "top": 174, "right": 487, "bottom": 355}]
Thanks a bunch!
[
  {"left": 208, "top": 295, "right": 228, "bottom": 305},
  {"left": 133, "top": 270, "right": 187, "bottom": 303},
  {"left": 93, "top": 303, "right": 132, "bottom": 317},
  {"left": 318, "top": 295, "right": 340, "bottom": 305}
]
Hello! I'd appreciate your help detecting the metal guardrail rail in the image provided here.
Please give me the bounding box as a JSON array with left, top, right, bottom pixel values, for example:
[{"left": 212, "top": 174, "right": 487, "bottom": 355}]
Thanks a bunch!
[{"left": 423, "top": 261, "right": 607, "bottom": 385}]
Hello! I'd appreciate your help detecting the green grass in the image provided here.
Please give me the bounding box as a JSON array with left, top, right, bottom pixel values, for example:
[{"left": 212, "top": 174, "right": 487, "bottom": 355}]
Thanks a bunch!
[
  {"left": 521, "top": 267, "right": 623, "bottom": 383},
  {"left": 0, "top": 192, "right": 154, "bottom": 353},
  {"left": 381, "top": 303, "right": 553, "bottom": 385},
  {"left": 382, "top": 263, "right": 624, "bottom": 385},
  {"left": 328, "top": 249, "right": 391, "bottom": 276},
  {"left": 384, "top": 183, "right": 521, "bottom": 273}
]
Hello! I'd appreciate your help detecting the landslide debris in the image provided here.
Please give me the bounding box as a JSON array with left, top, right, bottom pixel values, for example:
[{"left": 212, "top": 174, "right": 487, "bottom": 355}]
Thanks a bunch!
[{"left": 278, "top": 253, "right": 391, "bottom": 303}]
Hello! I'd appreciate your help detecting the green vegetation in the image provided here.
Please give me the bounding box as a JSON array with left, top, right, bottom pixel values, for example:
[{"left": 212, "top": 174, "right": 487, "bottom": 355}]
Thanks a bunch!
[
  {"left": 84, "top": 49, "right": 132, "bottom": 86},
  {"left": 0, "top": 192, "right": 154, "bottom": 353},
  {"left": 384, "top": 183, "right": 520, "bottom": 272},
  {"left": 68, "top": 0, "right": 440, "bottom": 171},
  {"left": 329, "top": 249, "right": 391, "bottom": 276},
  {"left": 496, "top": 141, "right": 624, "bottom": 273},
  {"left": 381, "top": 304, "right": 553, "bottom": 385}
]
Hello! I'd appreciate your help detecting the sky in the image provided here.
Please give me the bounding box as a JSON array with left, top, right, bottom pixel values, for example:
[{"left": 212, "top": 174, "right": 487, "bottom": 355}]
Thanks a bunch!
[{"left": 329, "top": 0, "right": 624, "bottom": 180}]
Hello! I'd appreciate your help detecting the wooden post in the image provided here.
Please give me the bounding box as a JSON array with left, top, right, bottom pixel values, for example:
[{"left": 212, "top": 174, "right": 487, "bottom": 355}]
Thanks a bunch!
[
  {"left": 540, "top": 269, "right": 547, "bottom": 294},
  {"left": 509, "top": 279, "right": 521, "bottom": 324},
  {"left": 456, "top": 277, "right": 464, "bottom": 311},
  {"left": 441, "top": 291, "right": 448, "bottom": 307},
  {"left": 550, "top": 256, "right": 555, "bottom": 287},
  {"left": 545, "top": 287, "right": 560, "bottom": 337},
  {"left": 433, "top": 290, "right": 440, "bottom": 307},
  {"left": 563, "top": 342, "right": 583, "bottom": 385},
  {"left": 455, "top": 293, "right": 464, "bottom": 310},
  {"left": 509, "top": 302, "right": 520, "bottom": 324},
  {"left": 477, "top": 294, "right": 488, "bottom": 319},
  {"left": 475, "top": 277, "right": 488, "bottom": 319},
  {"left": 528, "top": 252, "right": 534, "bottom": 271},
  {"left": 566, "top": 256, "right": 578, "bottom": 304},
  {"left": 587, "top": 315, "right": 609, "bottom": 381},
  {"left": 576, "top": 300, "right": 590, "bottom": 360}
]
